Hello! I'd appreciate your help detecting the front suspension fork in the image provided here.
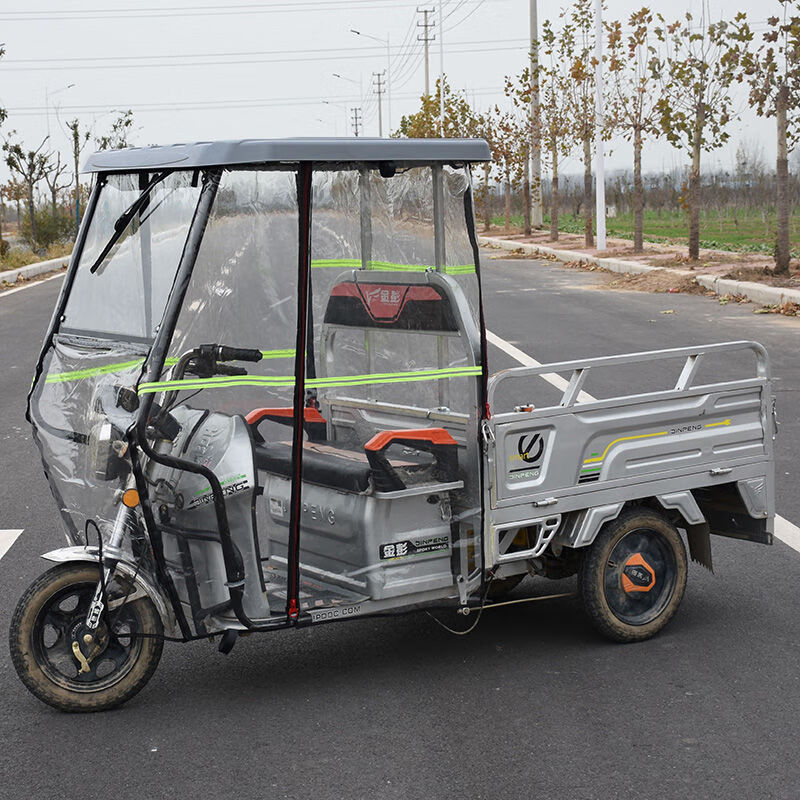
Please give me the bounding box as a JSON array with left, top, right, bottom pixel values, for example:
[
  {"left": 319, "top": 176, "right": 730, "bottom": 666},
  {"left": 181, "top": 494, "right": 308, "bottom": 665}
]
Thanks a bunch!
[{"left": 84, "top": 500, "right": 137, "bottom": 631}]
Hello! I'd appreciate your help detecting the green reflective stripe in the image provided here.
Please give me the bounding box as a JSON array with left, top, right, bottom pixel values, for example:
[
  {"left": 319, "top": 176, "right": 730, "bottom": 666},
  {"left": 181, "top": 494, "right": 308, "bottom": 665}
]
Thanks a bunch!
[
  {"left": 136, "top": 365, "right": 482, "bottom": 395},
  {"left": 44, "top": 350, "right": 294, "bottom": 384},
  {"left": 310, "top": 259, "right": 474, "bottom": 275},
  {"left": 45, "top": 358, "right": 146, "bottom": 383},
  {"left": 261, "top": 348, "right": 296, "bottom": 359},
  {"left": 309, "top": 366, "right": 480, "bottom": 387}
]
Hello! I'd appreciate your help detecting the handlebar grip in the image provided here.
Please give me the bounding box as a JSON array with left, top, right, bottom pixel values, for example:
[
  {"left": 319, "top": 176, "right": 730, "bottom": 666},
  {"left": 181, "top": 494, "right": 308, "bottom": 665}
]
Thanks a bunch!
[
  {"left": 215, "top": 364, "right": 248, "bottom": 376},
  {"left": 216, "top": 346, "right": 263, "bottom": 363}
]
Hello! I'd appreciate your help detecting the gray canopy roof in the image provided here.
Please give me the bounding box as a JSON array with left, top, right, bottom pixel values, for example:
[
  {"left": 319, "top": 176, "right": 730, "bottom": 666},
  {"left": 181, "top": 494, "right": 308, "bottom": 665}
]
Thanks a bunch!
[{"left": 83, "top": 137, "right": 492, "bottom": 173}]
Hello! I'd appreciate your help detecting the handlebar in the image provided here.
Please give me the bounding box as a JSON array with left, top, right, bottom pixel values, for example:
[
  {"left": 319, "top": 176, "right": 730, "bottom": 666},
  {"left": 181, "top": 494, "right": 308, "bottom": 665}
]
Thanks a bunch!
[
  {"left": 215, "top": 364, "right": 247, "bottom": 376},
  {"left": 215, "top": 346, "right": 263, "bottom": 363}
]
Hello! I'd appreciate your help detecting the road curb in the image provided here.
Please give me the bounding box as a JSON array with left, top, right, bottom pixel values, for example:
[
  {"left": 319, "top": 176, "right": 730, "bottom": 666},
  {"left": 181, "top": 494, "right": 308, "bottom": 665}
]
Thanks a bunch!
[
  {"left": 0, "top": 254, "right": 71, "bottom": 286},
  {"left": 478, "top": 236, "right": 800, "bottom": 307}
]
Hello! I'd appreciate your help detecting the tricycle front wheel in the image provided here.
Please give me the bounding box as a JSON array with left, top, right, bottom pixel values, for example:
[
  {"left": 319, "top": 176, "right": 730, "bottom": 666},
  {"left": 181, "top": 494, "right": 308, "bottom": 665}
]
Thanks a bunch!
[
  {"left": 579, "top": 509, "right": 687, "bottom": 643},
  {"left": 9, "top": 562, "right": 163, "bottom": 712}
]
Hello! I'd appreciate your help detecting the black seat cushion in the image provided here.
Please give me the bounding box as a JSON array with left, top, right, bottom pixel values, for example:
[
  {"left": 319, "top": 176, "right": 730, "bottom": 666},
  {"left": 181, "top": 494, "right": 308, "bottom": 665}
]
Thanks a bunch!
[{"left": 254, "top": 441, "right": 372, "bottom": 493}]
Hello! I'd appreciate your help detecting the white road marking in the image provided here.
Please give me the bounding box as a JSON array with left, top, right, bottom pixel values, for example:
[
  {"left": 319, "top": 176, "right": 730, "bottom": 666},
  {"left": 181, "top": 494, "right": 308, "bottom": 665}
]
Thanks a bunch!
[
  {"left": 0, "top": 271, "right": 65, "bottom": 299},
  {"left": 0, "top": 529, "right": 24, "bottom": 560},
  {"left": 774, "top": 516, "right": 800, "bottom": 553},
  {"left": 486, "top": 329, "right": 594, "bottom": 403},
  {"left": 486, "top": 328, "right": 800, "bottom": 554}
]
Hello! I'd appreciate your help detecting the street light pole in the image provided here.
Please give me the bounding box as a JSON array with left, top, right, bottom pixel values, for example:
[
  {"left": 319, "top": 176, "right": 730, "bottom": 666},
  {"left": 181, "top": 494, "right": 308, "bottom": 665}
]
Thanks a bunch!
[
  {"left": 438, "top": 0, "right": 444, "bottom": 135},
  {"left": 322, "top": 100, "right": 349, "bottom": 136},
  {"left": 45, "top": 83, "right": 75, "bottom": 138},
  {"left": 350, "top": 29, "right": 392, "bottom": 132},
  {"left": 594, "top": 0, "right": 606, "bottom": 250}
]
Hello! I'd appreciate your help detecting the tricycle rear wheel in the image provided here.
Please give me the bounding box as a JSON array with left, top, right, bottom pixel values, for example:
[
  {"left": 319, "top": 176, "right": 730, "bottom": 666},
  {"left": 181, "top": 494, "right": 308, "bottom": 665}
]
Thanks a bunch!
[
  {"left": 579, "top": 509, "right": 687, "bottom": 643},
  {"left": 9, "top": 563, "right": 163, "bottom": 712}
]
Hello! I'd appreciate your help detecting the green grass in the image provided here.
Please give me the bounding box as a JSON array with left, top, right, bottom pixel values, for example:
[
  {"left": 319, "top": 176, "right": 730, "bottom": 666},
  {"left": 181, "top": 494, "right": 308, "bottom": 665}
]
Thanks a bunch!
[{"left": 492, "top": 208, "right": 800, "bottom": 255}]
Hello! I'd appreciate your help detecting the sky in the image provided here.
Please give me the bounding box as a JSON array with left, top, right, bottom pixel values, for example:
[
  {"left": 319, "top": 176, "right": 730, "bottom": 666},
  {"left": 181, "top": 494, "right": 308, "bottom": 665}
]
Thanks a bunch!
[{"left": 0, "top": 0, "right": 790, "bottom": 188}]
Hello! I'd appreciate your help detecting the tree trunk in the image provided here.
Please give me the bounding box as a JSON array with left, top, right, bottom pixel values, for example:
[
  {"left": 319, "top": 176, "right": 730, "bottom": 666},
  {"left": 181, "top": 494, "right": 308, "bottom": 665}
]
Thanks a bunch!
[
  {"left": 483, "top": 162, "right": 491, "bottom": 232},
  {"left": 27, "top": 180, "right": 36, "bottom": 246},
  {"left": 51, "top": 190, "right": 58, "bottom": 219},
  {"left": 633, "top": 125, "right": 644, "bottom": 254},
  {"left": 583, "top": 134, "right": 593, "bottom": 248},
  {"left": 523, "top": 145, "right": 531, "bottom": 236},
  {"left": 504, "top": 173, "right": 511, "bottom": 230},
  {"left": 688, "top": 108, "right": 703, "bottom": 261},
  {"left": 550, "top": 139, "right": 559, "bottom": 241},
  {"left": 775, "top": 82, "right": 790, "bottom": 274}
]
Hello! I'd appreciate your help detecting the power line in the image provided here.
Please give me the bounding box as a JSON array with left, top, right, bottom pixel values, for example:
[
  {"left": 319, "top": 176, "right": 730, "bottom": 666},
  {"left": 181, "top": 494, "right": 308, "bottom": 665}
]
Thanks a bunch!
[
  {"left": 5, "top": 86, "right": 506, "bottom": 117},
  {"left": 0, "top": 0, "right": 492, "bottom": 21},
  {"left": 0, "top": 38, "right": 526, "bottom": 71}
]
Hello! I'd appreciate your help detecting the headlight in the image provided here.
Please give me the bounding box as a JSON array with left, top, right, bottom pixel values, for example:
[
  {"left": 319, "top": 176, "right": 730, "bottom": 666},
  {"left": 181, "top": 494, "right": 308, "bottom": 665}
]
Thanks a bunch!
[{"left": 88, "top": 419, "right": 129, "bottom": 482}]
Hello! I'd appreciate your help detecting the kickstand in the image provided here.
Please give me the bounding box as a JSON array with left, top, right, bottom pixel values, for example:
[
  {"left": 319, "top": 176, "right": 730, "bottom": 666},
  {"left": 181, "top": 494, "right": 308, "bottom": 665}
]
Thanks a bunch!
[{"left": 218, "top": 629, "right": 238, "bottom": 654}]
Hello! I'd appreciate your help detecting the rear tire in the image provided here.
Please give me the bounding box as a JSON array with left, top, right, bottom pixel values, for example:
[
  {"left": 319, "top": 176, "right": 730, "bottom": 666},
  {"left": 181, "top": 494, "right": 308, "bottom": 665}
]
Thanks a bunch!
[
  {"left": 9, "top": 563, "right": 163, "bottom": 712},
  {"left": 579, "top": 509, "right": 687, "bottom": 643}
]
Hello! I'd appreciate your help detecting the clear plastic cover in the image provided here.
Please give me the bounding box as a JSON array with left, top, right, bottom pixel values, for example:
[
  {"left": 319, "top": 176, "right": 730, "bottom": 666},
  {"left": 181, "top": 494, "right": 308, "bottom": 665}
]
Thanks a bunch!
[
  {"left": 30, "top": 161, "right": 486, "bottom": 636},
  {"left": 289, "top": 165, "right": 484, "bottom": 613}
]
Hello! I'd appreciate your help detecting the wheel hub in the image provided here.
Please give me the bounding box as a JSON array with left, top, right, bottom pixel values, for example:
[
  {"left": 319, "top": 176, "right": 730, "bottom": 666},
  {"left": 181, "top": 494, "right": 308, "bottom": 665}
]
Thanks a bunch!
[{"left": 621, "top": 553, "right": 656, "bottom": 594}]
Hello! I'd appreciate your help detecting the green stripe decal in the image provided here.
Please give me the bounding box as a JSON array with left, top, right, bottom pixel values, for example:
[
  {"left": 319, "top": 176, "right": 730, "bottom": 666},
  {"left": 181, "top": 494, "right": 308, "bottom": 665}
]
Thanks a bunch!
[
  {"left": 45, "top": 358, "right": 148, "bottom": 383},
  {"left": 311, "top": 259, "right": 474, "bottom": 275},
  {"left": 137, "top": 366, "right": 482, "bottom": 395},
  {"left": 260, "top": 348, "right": 296, "bottom": 359},
  {"left": 45, "top": 350, "right": 295, "bottom": 384}
]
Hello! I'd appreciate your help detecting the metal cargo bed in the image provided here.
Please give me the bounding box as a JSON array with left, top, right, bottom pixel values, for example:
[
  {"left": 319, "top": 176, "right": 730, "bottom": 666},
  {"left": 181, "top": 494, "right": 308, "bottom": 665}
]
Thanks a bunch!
[{"left": 484, "top": 342, "right": 776, "bottom": 569}]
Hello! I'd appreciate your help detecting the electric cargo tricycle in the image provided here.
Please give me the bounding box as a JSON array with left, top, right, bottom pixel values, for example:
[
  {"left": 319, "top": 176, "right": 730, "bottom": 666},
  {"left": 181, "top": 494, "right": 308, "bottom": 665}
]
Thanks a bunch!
[{"left": 9, "top": 139, "right": 777, "bottom": 711}]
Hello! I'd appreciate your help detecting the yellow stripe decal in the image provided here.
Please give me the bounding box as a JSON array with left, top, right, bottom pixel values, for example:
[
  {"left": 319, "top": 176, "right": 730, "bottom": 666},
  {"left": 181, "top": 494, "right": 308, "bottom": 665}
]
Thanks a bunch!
[
  {"left": 584, "top": 419, "right": 733, "bottom": 466},
  {"left": 582, "top": 430, "right": 668, "bottom": 465}
]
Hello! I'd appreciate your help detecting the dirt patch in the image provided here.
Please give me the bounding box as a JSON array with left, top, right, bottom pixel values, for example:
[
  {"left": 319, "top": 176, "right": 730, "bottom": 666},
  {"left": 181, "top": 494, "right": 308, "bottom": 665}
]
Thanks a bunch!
[
  {"left": 720, "top": 266, "right": 800, "bottom": 288},
  {"left": 601, "top": 269, "right": 708, "bottom": 295}
]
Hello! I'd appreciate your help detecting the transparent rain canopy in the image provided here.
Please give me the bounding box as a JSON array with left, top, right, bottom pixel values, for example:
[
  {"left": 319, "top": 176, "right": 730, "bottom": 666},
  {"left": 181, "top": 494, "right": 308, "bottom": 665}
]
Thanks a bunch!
[
  {"left": 30, "top": 171, "right": 201, "bottom": 578},
  {"left": 290, "top": 165, "right": 484, "bottom": 611},
  {"left": 30, "top": 157, "right": 485, "bottom": 636},
  {"left": 62, "top": 172, "right": 202, "bottom": 342}
]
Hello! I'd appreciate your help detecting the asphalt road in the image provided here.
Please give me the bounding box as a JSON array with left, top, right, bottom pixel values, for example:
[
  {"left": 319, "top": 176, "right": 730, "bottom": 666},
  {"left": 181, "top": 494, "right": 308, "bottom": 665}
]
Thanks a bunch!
[{"left": 1, "top": 258, "right": 799, "bottom": 800}]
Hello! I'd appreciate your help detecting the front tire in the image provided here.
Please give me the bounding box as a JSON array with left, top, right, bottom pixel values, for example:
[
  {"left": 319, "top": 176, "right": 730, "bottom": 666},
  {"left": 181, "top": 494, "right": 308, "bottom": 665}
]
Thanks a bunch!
[
  {"left": 579, "top": 509, "right": 687, "bottom": 643},
  {"left": 9, "top": 563, "right": 163, "bottom": 712}
]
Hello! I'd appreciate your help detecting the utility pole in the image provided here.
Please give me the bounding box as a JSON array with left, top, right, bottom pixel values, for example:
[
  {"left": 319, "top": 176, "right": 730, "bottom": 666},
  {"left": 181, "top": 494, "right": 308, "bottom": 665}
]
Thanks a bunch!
[
  {"left": 351, "top": 107, "right": 362, "bottom": 137},
  {"left": 594, "top": 0, "right": 606, "bottom": 250},
  {"left": 373, "top": 72, "right": 386, "bottom": 136},
  {"left": 530, "top": 0, "right": 543, "bottom": 228},
  {"left": 417, "top": 7, "right": 435, "bottom": 97},
  {"left": 438, "top": 1, "right": 444, "bottom": 135}
]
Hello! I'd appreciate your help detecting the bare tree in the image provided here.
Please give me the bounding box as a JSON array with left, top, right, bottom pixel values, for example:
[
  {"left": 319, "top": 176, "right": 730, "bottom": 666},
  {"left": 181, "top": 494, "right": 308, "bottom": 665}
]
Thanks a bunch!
[
  {"left": 43, "top": 151, "right": 72, "bottom": 218},
  {"left": 492, "top": 108, "right": 526, "bottom": 231},
  {"left": 3, "top": 134, "right": 50, "bottom": 246},
  {"left": 561, "top": 0, "right": 603, "bottom": 248},
  {"left": 740, "top": 2, "right": 800, "bottom": 273},
  {"left": 95, "top": 110, "right": 134, "bottom": 150},
  {"left": 65, "top": 119, "right": 92, "bottom": 238},
  {"left": 539, "top": 18, "right": 576, "bottom": 241},
  {"left": 607, "top": 8, "right": 668, "bottom": 253},
  {"left": 656, "top": 6, "right": 751, "bottom": 260}
]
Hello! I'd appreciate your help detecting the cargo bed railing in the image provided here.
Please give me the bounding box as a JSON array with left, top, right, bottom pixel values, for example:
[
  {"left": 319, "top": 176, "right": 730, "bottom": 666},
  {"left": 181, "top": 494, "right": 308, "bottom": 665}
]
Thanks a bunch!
[{"left": 487, "top": 341, "right": 770, "bottom": 413}]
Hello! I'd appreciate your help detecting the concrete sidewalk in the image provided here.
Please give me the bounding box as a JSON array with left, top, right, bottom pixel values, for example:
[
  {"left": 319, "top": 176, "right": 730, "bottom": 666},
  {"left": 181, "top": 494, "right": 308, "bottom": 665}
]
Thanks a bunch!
[{"left": 479, "top": 235, "right": 800, "bottom": 308}]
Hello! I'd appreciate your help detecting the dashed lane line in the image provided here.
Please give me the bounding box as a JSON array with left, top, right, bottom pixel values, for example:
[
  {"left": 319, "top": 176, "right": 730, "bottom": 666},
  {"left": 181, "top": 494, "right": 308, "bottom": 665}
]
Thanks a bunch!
[
  {"left": 486, "top": 328, "right": 800, "bottom": 555},
  {"left": 0, "top": 530, "right": 24, "bottom": 561}
]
